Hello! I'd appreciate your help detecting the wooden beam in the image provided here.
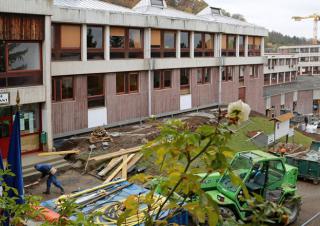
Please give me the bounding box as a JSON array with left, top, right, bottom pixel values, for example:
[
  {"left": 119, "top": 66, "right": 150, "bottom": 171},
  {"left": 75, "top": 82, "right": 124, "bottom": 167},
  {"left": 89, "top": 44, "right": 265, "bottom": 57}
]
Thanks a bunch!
[
  {"left": 104, "top": 154, "right": 135, "bottom": 183},
  {"left": 97, "top": 156, "right": 122, "bottom": 177},
  {"left": 38, "top": 150, "right": 80, "bottom": 156},
  {"left": 89, "top": 146, "right": 143, "bottom": 162}
]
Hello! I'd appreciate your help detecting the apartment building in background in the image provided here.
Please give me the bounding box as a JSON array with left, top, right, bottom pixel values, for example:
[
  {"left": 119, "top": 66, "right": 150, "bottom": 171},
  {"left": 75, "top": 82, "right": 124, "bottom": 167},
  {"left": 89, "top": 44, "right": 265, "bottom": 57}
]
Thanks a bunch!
[
  {"left": 263, "top": 53, "right": 320, "bottom": 117},
  {"left": 0, "top": 0, "right": 268, "bottom": 154},
  {"left": 279, "top": 45, "right": 320, "bottom": 76}
]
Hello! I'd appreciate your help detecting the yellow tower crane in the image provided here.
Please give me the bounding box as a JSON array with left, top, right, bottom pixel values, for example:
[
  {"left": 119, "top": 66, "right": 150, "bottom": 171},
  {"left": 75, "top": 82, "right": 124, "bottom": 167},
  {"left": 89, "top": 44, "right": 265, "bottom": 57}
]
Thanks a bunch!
[{"left": 292, "top": 13, "right": 320, "bottom": 45}]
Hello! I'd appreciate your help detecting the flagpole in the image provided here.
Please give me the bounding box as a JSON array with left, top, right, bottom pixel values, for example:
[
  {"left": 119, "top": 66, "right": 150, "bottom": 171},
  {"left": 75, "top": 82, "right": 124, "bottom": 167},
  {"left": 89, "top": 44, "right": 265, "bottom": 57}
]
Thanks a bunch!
[{"left": 16, "top": 90, "right": 20, "bottom": 112}]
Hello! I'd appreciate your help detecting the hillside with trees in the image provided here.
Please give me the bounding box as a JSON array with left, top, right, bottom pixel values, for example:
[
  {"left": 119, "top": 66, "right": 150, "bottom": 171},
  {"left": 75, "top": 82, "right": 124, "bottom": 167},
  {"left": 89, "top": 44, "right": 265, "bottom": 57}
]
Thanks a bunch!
[{"left": 265, "top": 31, "right": 312, "bottom": 52}]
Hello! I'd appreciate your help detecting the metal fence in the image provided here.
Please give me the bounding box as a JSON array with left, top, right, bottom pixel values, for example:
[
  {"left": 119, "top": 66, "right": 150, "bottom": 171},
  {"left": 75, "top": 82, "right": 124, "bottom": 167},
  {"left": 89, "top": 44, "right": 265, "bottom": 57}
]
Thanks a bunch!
[{"left": 301, "top": 212, "right": 320, "bottom": 226}]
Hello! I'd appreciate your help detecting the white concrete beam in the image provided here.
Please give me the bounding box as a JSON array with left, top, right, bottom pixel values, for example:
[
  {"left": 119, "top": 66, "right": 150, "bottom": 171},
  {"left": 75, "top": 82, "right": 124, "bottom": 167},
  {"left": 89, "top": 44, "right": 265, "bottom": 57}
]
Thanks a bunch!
[
  {"left": 244, "top": 36, "right": 248, "bottom": 57},
  {"left": 104, "top": 25, "right": 110, "bottom": 60},
  {"left": 190, "top": 31, "right": 194, "bottom": 58},
  {"left": 81, "top": 24, "right": 87, "bottom": 61},
  {"left": 176, "top": 30, "right": 181, "bottom": 59},
  {"left": 236, "top": 35, "right": 240, "bottom": 57},
  {"left": 42, "top": 15, "right": 53, "bottom": 151},
  {"left": 261, "top": 37, "right": 265, "bottom": 56}
]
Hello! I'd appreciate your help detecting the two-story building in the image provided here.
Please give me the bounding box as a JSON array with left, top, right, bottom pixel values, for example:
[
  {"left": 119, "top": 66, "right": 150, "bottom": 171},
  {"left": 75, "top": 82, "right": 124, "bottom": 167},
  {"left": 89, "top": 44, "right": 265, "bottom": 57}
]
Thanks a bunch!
[{"left": 1, "top": 0, "right": 268, "bottom": 153}]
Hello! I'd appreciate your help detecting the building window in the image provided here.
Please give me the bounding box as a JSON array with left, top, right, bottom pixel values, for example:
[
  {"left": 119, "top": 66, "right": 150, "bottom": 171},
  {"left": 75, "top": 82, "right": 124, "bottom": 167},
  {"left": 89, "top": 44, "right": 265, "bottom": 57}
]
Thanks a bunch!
[
  {"left": 52, "top": 76, "right": 74, "bottom": 102},
  {"left": 87, "top": 26, "right": 104, "bottom": 60},
  {"left": 87, "top": 75, "right": 105, "bottom": 108},
  {"left": 0, "top": 41, "right": 42, "bottom": 88},
  {"left": 194, "top": 32, "right": 214, "bottom": 57},
  {"left": 248, "top": 36, "right": 261, "bottom": 56},
  {"left": 196, "top": 68, "right": 211, "bottom": 84},
  {"left": 180, "top": 68, "right": 190, "bottom": 92},
  {"left": 264, "top": 74, "right": 270, "bottom": 85},
  {"left": 222, "top": 66, "right": 233, "bottom": 82},
  {"left": 222, "top": 34, "right": 236, "bottom": 56},
  {"left": 151, "top": 0, "right": 164, "bottom": 7},
  {"left": 51, "top": 24, "right": 81, "bottom": 61},
  {"left": 180, "top": 31, "right": 190, "bottom": 57},
  {"left": 291, "top": 71, "right": 296, "bottom": 81},
  {"left": 271, "top": 73, "right": 277, "bottom": 84},
  {"left": 278, "top": 72, "right": 284, "bottom": 83},
  {"left": 249, "top": 65, "right": 259, "bottom": 78},
  {"left": 239, "top": 36, "right": 245, "bottom": 56},
  {"left": 116, "top": 72, "right": 139, "bottom": 94},
  {"left": 110, "top": 27, "right": 144, "bottom": 59},
  {"left": 239, "top": 66, "right": 245, "bottom": 85},
  {"left": 154, "top": 70, "right": 172, "bottom": 89},
  {"left": 151, "top": 29, "right": 176, "bottom": 58},
  {"left": 285, "top": 72, "right": 290, "bottom": 82}
]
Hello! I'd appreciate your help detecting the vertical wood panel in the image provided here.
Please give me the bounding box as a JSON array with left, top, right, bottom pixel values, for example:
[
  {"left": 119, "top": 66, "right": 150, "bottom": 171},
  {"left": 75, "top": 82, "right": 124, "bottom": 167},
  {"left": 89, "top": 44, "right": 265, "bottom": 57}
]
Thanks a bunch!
[
  {"left": 0, "top": 13, "right": 44, "bottom": 40},
  {"left": 52, "top": 76, "right": 88, "bottom": 135},
  {"left": 106, "top": 72, "right": 149, "bottom": 124}
]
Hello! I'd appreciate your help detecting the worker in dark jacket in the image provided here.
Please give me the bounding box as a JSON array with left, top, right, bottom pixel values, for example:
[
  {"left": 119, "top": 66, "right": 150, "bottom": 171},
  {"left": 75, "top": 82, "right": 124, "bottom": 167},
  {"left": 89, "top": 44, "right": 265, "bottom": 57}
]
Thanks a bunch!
[{"left": 34, "top": 163, "right": 64, "bottom": 195}]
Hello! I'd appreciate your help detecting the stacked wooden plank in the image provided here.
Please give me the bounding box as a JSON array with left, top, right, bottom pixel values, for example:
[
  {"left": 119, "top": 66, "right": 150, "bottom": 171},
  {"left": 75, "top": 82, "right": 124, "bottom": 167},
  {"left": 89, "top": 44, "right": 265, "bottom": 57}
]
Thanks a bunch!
[
  {"left": 91, "top": 146, "right": 143, "bottom": 183},
  {"left": 89, "top": 127, "right": 113, "bottom": 144}
]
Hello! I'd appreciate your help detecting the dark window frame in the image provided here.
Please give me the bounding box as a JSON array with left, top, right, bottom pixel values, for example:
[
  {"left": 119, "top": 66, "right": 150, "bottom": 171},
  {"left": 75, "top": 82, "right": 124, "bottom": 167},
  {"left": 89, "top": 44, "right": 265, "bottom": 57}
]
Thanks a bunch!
[
  {"left": 222, "top": 34, "right": 236, "bottom": 57},
  {"left": 249, "top": 65, "right": 259, "bottom": 78},
  {"left": 116, "top": 72, "right": 140, "bottom": 94},
  {"left": 248, "top": 36, "right": 261, "bottom": 56},
  {"left": 197, "top": 67, "right": 211, "bottom": 84},
  {"left": 180, "top": 31, "right": 190, "bottom": 58},
  {"left": 151, "top": 29, "right": 176, "bottom": 58},
  {"left": 239, "top": 66, "right": 245, "bottom": 85},
  {"left": 180, "top": 68, "right": 191, "bottom": 90},
  {"left": 222, "top": 66, "right": 234, "bottom": 82},
  {"left": 239, "top": 35, "right": 245, "bottom": 56},
  {"left": 110, "top": 27, "right": 144, "bottom": 59},
  {"left": 87, "top": 25, "right": 104, "bottom": 60},
  {"left": 51, "top": 23, "right": 82, "bottom": 61},
  {"left": 87, "top": 74, "right": 105, "bottom": 108},
  {"left": 153, "top": 70, "right": 172, "bottom": 89},
  {"left": 52, "top": 76, "right": 74, "bottom": 102},
  {"left": 0, "top": 40, "right": 43, "bottom": 88},
  {"left": 194, "top": 32, "right": 214, "bottom": 57}
]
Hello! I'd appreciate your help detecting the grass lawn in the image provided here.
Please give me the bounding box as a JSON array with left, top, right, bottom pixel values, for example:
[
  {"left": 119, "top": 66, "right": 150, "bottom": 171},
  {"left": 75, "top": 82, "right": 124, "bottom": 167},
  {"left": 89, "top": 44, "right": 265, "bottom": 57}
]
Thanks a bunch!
[{"left": 227, "top": 116, "right": 313, "bottom": 152}]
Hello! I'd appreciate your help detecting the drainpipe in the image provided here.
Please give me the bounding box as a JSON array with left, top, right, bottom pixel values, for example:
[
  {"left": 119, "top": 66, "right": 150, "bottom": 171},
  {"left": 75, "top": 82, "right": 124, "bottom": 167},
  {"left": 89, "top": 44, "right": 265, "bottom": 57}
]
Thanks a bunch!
[
  {"left": 148, "top": 70, "right": 152, "bottom": 116},
  {"left": 145, "top": 28, "right": 152, "bottom": 116},
  {"left": 218, "top": 65, "right": 222, "bottom": 105}
]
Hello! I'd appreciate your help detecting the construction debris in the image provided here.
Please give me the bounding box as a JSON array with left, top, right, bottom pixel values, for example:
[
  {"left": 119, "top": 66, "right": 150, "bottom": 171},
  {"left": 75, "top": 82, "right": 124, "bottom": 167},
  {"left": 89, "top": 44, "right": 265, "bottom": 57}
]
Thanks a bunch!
[{"left": 89, "top": 127, "right": 113, "bottom": 144}]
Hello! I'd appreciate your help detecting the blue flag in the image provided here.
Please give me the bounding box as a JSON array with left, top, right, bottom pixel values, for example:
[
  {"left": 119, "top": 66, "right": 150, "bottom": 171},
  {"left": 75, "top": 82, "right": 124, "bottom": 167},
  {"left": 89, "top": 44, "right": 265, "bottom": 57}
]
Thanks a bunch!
[{"left": 5, "top": 111, "right": 24, "bottom": 204}]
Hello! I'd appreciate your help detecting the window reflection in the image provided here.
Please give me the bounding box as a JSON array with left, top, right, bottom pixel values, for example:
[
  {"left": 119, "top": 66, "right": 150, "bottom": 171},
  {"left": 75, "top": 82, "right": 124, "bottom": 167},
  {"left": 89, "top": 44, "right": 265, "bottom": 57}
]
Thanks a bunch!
[{"left": 8, "top": 43, "right": 40, "bottom": 71}]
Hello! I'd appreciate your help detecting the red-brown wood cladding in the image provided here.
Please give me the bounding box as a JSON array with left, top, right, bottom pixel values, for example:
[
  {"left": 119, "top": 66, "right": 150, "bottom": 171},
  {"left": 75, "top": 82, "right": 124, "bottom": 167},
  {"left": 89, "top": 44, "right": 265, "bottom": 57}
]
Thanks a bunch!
[{"left": 0, "top": 13, "right": 44, "bottom": 40}]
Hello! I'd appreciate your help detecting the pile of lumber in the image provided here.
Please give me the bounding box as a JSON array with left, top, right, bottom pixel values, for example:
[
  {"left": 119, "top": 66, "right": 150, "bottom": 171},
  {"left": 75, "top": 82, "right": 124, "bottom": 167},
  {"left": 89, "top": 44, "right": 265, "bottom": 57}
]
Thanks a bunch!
[
  {"left": 90, "top": 146, "right": 143, "bottom": 183},
  {"left": 89, "top": 127, "right": 113, "bottom": 144}
]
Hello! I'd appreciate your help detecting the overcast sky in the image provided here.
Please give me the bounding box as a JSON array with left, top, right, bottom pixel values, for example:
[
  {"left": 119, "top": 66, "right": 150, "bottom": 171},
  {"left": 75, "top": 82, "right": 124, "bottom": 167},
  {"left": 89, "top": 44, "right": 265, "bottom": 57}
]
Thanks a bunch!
[{"left": 205, "top": 0, "right": 320, "bottom": 38}]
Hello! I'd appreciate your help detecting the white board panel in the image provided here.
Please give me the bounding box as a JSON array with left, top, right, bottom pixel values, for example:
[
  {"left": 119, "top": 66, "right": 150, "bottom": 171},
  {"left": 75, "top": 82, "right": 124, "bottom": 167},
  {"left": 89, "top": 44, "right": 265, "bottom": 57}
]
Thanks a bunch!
[
  {"left": 180, "top": 94, "right": 192, "bottom": 110},
  {"left": 275, "top": 120, "right": 290, "bottom": 140},
  {"left": 313, "top": 90, "right": 320, "bottom": 100},
  {"left": 280, "top": 94, "right": 285, "bottom": 105},
  {"left": 88, "top": 107, "right": 107, "bottom": 128}
]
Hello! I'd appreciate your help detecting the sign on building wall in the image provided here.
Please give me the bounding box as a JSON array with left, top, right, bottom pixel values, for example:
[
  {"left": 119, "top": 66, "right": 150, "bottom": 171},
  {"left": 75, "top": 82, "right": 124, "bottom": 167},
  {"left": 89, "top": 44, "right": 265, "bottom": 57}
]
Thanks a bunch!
[{"left": 0, "top": 92, "right": 9, "bottom": 105}]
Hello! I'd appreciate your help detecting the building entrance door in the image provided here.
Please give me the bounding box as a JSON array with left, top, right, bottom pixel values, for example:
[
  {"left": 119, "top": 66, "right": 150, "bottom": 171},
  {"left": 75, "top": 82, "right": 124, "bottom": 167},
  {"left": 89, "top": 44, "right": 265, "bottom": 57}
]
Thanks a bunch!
[{"left": 0, "top": 115, "right": 12, "bottom": 158}]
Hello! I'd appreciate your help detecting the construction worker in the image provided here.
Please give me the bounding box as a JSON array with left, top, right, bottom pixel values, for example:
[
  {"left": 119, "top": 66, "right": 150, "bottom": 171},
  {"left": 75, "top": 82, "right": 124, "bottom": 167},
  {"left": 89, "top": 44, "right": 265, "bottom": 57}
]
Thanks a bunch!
[{"left": 34, "top": 163, "right": 64, "bottom": 195}]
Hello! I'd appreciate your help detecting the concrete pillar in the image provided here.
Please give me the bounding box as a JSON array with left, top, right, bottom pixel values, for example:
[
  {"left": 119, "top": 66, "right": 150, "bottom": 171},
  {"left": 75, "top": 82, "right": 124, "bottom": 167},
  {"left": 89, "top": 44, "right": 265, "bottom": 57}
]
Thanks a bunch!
[
  {"left": 190, "top": 31, "right": 194, "bottom": 58},
  {"left": 261, "top": 37, "right": 265, "bottom": 56},
  {"left": 144, "top": 28, "right": 151, "bottom": 59},
  {"left": 81, "top": 24, "right": 87, "bottom": 61},
  {"left": 236, "top": 35, "right": 240, "bottom": 57},
  {"left": 104, "top": 26, "right": 110, "bottom": 60},
  {"left": 218, "top": 66, "right": 222, "bottom": 105},
  {"left": 244, "top": 36, "right": 248, "bottom": 57},
  {"left": 176, "top": 30, "right": 181, "bottom": 58},
  {"left": 289, "top": 71, "right": 292, "bottom": 82},
  {"left": 269, "top": 74, "right": 272, "bottom": 85},
  {"left": 215, "top": 33, "right": 221, "bottom": 57},
  {"left": 276, "top": 73, "right": 279, "bottom": 84},
  {"left": 42, "top": 15, "right": 53, "bottom": 151}
]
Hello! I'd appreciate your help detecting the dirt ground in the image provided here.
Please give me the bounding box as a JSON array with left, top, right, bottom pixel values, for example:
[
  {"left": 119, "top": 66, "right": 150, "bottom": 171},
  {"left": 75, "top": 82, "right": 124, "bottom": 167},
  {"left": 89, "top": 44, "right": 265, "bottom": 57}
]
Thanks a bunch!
[
  {"left": 293, "top": 181, "right": 320, "bottom": 225},
  {"left": 25, "top": 170, "right": 101, "bottom": 201}
]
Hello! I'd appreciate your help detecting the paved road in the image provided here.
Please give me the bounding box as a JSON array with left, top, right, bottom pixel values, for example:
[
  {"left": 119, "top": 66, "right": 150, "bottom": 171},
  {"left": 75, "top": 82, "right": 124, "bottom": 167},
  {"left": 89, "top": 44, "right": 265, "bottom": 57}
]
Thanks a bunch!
[{"left": 294, "top": 181, "right": 320, "bottom": 226}]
